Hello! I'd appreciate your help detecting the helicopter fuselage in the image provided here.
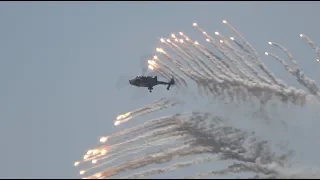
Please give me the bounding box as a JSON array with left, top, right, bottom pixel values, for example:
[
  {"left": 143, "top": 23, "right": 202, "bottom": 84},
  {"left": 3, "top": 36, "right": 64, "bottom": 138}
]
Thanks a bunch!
[
  {"left": 129, "top": 76, "right": 158, "bottom": 88},
  {"left": 129, "top": 76, "right": 173, "bottom": 92}
]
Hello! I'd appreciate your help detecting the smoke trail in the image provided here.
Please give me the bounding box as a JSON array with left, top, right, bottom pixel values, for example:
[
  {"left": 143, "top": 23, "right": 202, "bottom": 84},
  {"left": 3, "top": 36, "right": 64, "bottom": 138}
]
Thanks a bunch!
[
  {"left": 150, "top": 21, "right": 320, "bottom": 108},
  {"left": 76, "top": 112, "right": 297, "bottom": 179},
  {"left": 114, "top": 98, "right": 182, "bottom": 126},
  {"left": 187, "top": 162, "right": 280, "bottom": 179},
  {"left": 123, "top": 155, "right": 221, "bottom": 179},
  {"left": 265, "top": 51, "right": 320, "bottom": 97},
  {"left": 82, "top": 133, "right": 189, "bottom": 178},
  {"left": 221, "top": 20, "right": 286, "bottom": 88},
  {"left": 300, "top": 34, "right": 320, "bottom": 61},
  {"left": 267, "top": 42, "right": 320, "bottom": 96}
]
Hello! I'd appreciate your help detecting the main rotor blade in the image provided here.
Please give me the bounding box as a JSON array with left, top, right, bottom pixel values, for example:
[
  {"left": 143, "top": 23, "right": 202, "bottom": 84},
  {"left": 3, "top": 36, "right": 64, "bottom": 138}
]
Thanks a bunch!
[{"left": 116, "top": 75, "right": 131, "bottom": 90}]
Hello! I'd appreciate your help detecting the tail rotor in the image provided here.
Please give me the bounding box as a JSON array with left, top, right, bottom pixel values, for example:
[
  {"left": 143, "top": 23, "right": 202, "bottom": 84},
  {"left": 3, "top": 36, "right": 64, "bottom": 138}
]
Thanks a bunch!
[{"left": 166, "top": 77, "right": 175, "bottom": 90}]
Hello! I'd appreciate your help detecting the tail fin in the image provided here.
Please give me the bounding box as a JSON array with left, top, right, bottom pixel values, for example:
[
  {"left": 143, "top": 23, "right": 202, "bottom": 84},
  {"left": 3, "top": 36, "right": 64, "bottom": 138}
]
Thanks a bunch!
[{"left": 166, "top": 77, "right": 175, "bottom": 90}]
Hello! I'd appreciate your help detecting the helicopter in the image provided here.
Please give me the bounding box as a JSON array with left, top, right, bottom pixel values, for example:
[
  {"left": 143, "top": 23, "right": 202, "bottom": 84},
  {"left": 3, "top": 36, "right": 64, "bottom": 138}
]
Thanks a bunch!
[{"left": 129, "top": 76, "right": 175, "bottom": 92}]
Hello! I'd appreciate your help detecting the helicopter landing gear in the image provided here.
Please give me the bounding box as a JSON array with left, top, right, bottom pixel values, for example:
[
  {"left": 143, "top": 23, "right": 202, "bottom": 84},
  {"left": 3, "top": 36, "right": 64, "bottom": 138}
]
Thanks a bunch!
[{"left": 148, "top": 87, "right": 153, "bottom": 93}]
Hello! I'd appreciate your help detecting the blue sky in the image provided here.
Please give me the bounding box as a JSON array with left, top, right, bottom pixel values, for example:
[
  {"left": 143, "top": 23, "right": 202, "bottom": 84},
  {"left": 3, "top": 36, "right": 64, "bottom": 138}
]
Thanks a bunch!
[{"left": 1, "top": 1, "right": 320, "bottom": 178}]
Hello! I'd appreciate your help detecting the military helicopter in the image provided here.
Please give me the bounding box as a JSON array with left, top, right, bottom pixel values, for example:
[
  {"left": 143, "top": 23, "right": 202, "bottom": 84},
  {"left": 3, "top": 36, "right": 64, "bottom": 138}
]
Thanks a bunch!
[
  {"left": 129, "top": 75, "right": 175, "bottom": 92},
  {"left": 117, "top": 55, "right": 175, "bottom": 94}
]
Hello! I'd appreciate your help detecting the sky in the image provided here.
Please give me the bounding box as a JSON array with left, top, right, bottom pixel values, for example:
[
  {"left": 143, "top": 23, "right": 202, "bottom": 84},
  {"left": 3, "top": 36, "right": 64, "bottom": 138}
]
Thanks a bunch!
[{"left": 1, "top": 1, "right": 320, "bottom": 178}]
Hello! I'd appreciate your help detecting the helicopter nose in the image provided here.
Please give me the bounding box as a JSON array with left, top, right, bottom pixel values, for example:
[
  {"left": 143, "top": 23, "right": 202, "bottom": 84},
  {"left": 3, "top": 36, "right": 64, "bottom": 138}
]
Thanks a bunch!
[{"left": 129, "top": 80, "right": 133, "bottom": 85}]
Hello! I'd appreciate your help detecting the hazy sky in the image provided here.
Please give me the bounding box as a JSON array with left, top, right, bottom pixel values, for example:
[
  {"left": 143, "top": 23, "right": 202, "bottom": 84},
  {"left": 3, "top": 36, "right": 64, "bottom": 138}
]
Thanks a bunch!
[{"left": 1, "top": 1, "right": 320, "bottom": 178}]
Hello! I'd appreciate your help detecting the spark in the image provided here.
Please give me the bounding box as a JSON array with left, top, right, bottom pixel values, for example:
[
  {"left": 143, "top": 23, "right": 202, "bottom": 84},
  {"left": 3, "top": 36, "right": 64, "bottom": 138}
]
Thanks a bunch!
[{"left": 114, "top": 121, "right": 120, "bottom": 126}]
